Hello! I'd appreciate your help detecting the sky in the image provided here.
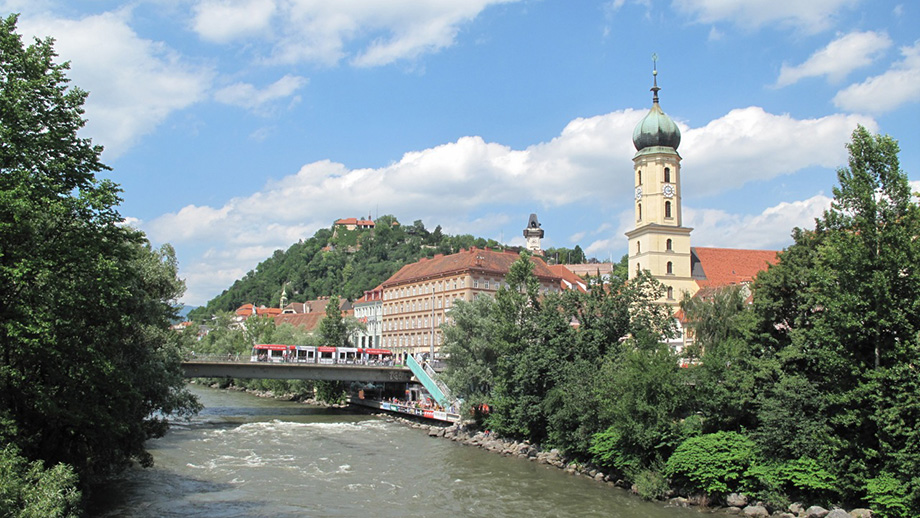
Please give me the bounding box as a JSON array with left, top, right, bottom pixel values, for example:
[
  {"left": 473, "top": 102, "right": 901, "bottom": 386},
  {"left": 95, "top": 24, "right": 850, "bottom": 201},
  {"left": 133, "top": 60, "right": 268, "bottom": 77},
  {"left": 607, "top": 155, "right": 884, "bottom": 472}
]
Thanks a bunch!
[{"left": 4, "top": 0, "right": 919, "bottom": 306}]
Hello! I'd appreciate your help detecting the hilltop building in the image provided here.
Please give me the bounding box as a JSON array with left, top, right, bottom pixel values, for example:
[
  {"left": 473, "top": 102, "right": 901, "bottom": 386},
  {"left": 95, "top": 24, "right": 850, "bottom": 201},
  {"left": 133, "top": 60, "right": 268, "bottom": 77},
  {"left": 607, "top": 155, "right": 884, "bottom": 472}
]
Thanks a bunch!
[
  {"left": 379, "top": 247, "right": 563, "bottom": 361},
  {"left": 523, "top": 213, "right": 544, "bottom": 255},
  {"left": 333, "top": 216, "right": 376, "bottom": 230}
]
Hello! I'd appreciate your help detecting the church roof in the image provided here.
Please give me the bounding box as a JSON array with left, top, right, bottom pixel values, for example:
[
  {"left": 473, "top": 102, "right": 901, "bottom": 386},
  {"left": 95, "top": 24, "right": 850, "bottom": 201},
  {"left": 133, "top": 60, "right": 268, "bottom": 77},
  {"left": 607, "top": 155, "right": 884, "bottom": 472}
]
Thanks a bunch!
[
  {"left": 632, "top": 67, "right": 680, "bottom": 152},
  {"left": 690, "top": 247, "right": 780, "bottom": 288}
]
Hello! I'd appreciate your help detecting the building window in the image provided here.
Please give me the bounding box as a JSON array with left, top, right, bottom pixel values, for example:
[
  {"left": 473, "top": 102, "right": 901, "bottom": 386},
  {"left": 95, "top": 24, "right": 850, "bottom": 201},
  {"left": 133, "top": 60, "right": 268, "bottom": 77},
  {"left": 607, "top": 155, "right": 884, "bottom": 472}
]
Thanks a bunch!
[
  {"left": 667, "top": 287, "right": 674, "bottom": 299},
  {"left": 637, "top": 242, "right": 641, "bottom": 254},
  {"left": 667, "top": 261, "right": 673, "bottom": 274},
  {"left": 666, "top": 238, "right": 672, "bottom": 251},
  {"left": 664, "top": 167, "right": 671, "bottom": 183},
  {"left": 638, "top": 203, "right": 642, "bottom": 221},
  {"left": 665, "top": 201, "right": 672, "bottom": 218},
  {"left": 638, "top": 170, "right": 642, "bottom": 185}
]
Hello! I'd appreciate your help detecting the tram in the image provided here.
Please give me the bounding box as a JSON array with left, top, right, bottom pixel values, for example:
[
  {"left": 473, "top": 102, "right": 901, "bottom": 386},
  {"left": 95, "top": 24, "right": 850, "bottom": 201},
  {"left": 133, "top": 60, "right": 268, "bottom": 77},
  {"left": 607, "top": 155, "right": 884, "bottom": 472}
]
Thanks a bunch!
[{"left": 251, "top": 344, "right": 393, "bottom": 365}]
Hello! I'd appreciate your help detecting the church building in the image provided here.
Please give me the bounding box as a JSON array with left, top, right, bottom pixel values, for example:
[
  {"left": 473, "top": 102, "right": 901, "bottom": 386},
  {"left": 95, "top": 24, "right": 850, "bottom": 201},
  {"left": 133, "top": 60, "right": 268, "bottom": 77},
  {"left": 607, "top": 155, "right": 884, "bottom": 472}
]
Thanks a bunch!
[{"left": 626, "top": 61, "right": 780, "bottom": 313}]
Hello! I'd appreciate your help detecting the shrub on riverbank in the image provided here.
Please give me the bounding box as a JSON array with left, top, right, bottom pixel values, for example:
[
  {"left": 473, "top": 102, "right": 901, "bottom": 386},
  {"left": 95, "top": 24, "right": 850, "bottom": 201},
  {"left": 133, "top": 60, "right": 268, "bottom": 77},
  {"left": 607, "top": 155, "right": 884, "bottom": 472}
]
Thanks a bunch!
[{"left": 0, "top": 445, "right": 81, "bottom": 518}]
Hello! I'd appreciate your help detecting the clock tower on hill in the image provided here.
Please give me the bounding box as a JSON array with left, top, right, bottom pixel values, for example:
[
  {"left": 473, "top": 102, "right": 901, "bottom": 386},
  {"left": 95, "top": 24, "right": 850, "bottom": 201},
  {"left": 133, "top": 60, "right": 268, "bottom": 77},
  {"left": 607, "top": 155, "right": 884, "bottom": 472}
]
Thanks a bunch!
[{"left": 626, "top": 59, "right": 698, "bottom": 305}]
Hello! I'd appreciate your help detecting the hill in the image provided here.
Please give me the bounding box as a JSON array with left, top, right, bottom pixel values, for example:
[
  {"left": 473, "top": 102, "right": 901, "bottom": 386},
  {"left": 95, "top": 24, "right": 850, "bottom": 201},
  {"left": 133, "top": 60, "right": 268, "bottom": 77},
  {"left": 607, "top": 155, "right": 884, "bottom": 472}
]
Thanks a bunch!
[{"left": 188, "top": 216, "right": 512, "bottom": 320}]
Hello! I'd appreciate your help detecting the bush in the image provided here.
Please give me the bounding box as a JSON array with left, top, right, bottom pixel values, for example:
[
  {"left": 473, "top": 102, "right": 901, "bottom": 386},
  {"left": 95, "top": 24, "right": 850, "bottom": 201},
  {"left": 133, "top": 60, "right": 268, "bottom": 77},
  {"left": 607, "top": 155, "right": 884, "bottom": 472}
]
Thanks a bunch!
[
  {"left": 665, "top": 431, "right": 757, "bottom": 498},
  {"left": 0, "top": 445, "right": 82, "bottom": 518},
  {"left": 633, "top": 468, "right": 670, "bottom": 501},
  {"left": 747, "top": 457, "right": 835, "bottom": 505},
  {"left": 865, "top": 474, "right": 911, "bottom": 518}
]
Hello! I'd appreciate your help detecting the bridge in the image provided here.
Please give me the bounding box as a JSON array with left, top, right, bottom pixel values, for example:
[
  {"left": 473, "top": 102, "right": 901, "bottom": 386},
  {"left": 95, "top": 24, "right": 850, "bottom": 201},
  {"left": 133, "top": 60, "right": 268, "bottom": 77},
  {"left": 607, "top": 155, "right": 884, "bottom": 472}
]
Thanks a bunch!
[{"left": 181, "top": 361, "right": 414, "bottom": 383}]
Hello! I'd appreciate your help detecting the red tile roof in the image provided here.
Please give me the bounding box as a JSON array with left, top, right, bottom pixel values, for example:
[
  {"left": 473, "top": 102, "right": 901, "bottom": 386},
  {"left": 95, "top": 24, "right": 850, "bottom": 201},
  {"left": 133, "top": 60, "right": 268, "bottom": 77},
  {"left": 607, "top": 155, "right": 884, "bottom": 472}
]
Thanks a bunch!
[
  {"left": 235, "top": 304, "right": 283, "bottom": 318},
  {"left": 692, "top": 247, "right": 780, "bottom": 288},
  {"left": 334, "top": 217, "right": 375, "bottom": 227},
  {"left": 548, "top": 264, "right": 588, "bottom": 292},
  {"left": 274, "top": 312, "right": 325, "bottom": 331},
  {"left": 382, "top": 247, "right": 562, "bottom": 286}
]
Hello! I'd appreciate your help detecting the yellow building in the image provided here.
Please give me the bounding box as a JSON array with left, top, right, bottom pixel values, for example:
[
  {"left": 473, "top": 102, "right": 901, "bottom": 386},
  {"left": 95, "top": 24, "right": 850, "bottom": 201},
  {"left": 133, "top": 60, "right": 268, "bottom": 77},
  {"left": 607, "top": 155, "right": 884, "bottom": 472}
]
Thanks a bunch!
[{"left": 626, "top": 63, "right": 699, "bottom": 305}]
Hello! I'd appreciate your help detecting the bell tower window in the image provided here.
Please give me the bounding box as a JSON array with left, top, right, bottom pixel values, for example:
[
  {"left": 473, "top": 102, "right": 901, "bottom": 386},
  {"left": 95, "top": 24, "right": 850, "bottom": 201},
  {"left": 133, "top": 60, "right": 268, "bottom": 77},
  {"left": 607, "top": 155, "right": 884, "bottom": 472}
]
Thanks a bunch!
[
  {"left": 665, "top": 201, "right": 672, "bottom": 219},
  {"left": 667, "top": 287, "right": 674, "bottom": 300},
  {"left": 637, "top": 242, "right": 641, "bottom": 254},
  {"left": 664, "top": 167, "right": 671, "bottom": 183},
  {"left": 666, "top": 238, "right": 672, "bottom": 251},
  {"left": 638, "top": 170, "right": 642, "bottom": 185},
  {"left": 638, "top": 203, "right": 642, "bottom": 221},
  {"left": 667, "top": 261, "right": 673, "bottom": 274}
]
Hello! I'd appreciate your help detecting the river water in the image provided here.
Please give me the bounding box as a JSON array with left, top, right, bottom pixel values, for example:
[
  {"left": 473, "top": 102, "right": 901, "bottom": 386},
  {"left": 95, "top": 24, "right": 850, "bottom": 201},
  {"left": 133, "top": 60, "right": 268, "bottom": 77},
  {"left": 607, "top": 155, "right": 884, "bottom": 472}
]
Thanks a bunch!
[{"left": 91, "top": 384, "right": 704, "bottom": 518}]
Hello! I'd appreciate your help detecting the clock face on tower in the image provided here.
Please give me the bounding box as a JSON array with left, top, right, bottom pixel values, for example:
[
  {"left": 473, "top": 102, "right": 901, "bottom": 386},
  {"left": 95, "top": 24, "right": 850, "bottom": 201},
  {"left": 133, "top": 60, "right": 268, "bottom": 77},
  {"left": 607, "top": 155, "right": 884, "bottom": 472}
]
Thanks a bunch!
[
  {"left": 635, "top": 186, "right": 642, "bottom": 200},
  {"left": 662, "top": 184, "right": 675, "bottom": 198}
]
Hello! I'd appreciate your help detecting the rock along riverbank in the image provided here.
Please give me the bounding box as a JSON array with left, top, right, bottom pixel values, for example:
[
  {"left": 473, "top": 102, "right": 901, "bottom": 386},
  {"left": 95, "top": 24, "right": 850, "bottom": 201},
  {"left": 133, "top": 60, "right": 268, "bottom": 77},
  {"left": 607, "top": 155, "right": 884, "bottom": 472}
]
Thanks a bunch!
[{"left": 372, "top": 411, "right": 875, "bottom": 518}]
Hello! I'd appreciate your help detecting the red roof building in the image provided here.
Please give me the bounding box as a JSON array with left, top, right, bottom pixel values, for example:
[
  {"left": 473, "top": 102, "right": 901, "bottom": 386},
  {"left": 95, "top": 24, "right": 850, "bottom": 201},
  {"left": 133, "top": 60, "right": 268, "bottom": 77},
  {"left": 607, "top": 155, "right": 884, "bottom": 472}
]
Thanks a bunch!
[{"left": 379, "top": 247, "right": 563, "bottom": 359}]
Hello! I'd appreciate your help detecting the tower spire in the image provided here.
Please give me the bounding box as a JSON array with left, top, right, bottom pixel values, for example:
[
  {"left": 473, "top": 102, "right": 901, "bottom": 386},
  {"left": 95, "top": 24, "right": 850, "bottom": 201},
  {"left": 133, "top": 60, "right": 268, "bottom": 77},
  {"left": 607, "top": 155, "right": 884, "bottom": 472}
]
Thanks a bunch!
[{"left": 651, "top": 53, "right": 660, "bottom": 103}]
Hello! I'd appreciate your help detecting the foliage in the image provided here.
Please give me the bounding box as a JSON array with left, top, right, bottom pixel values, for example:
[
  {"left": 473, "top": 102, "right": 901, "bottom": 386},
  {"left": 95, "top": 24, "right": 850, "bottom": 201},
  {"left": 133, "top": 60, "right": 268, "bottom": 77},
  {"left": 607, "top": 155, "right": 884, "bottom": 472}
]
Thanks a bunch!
[
  {"left": 440, "top": 296, "right": 499, "bottom": 409},
  {"left": 750, "top": 126, "right": 920, "bottom": 504},
  {"left": 747, "top": 457, "right": 836, "bottom": 505},
  {"left": 591, "top": 339, "right": 693, "bottom": 474},
  {"left": 319, "top": 295, "right": 348, "bottom": 347},
  {"left": 0, "top": 445, "right": 82, "bottom": 518},
  {"left": 865, "top": 474, "right": 912, "bottom": 518},
  {"left": 633, "top": 468, "right": 670, "bottom": 501},
  {"left": 189, "top": 215, "right": 505, "bottom": 319},
  {"left": 664, "top": 431, "right": 758, "bottom": 498},
  {"left": 0, "top": 14, "right": 200, "bottom": 497},
  {"left": 313, "top": 380, "right": 346, "bottom": 405}
]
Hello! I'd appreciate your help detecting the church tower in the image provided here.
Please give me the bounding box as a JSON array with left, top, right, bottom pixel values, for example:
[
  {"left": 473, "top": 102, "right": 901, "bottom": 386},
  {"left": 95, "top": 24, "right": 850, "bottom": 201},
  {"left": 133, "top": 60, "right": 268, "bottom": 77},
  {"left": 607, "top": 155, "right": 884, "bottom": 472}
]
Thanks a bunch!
[{"left": 626, "top": 58, "right": 698, "bottom": 305}]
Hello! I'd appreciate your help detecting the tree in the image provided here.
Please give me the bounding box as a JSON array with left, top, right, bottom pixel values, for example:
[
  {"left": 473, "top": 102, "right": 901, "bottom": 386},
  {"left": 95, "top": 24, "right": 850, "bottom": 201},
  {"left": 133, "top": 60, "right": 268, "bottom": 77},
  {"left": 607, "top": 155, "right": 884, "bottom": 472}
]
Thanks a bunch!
[
  {"left": 751, "top": 126, "right": 920, "bottom": 508},
  {"left": 319, "top": 295, "right": 348, "bottom": 347},
  {"left": 0, "top": 14, "right": 199, "bottom": 493},
  {"left": 440, "top": 296, "right": 499, "bottom": 406}
]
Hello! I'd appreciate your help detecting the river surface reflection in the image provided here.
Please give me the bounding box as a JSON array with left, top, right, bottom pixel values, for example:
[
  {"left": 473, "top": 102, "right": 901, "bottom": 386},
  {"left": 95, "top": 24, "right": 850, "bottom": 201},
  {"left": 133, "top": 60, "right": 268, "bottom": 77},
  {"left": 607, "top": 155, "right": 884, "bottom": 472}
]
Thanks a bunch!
[{"left": 91, "top": 384, "right": 705, "bottom": 518}]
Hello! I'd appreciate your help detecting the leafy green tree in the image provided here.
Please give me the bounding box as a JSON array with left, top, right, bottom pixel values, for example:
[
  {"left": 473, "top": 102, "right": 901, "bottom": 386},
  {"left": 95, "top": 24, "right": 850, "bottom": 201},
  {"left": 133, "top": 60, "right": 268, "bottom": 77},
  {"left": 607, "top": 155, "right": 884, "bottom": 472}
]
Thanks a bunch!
[
  {"left": 751, "top": 126, "right": 920, "bottom": 506},
  {"left": 440, "top": 296, "right": 499, "bottom": 406},
  {"left": 319, "top": 295, "right": 348, "bottom": 347},
  {"left": 0, "top": 15, "right": 199, "bottom": 492}
]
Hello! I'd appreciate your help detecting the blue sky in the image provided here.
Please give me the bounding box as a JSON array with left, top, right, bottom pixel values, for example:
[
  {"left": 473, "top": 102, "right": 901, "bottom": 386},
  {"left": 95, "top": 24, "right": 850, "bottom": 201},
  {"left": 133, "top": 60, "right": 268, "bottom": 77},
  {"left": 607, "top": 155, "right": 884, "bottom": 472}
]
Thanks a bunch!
[{"left": 5, "top": 0, "right": 919, "bottom": 305}]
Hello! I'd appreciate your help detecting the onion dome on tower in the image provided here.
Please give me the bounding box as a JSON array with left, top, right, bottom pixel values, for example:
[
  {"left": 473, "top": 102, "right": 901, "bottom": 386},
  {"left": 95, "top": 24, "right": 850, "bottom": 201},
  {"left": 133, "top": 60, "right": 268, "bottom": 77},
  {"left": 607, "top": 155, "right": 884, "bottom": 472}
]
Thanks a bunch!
[{"left": 632, "top": 56, "right": 680, "bottom": 152}]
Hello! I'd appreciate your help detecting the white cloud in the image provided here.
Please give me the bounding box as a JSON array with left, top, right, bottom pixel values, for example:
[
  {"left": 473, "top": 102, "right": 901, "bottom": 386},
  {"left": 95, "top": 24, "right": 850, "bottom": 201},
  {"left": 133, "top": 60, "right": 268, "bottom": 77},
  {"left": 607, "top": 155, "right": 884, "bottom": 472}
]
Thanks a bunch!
[
  {"left": 190, "top": 0, "right": 520, "bottom": 67},
  {"left": 833, "top": 40, "right": 920, "bottom": 113},
  {"left": 776, "top": 31, "right": 892, "bottom": 87},
  {"left": 685, "top": 195, "right": 832, "bottom": 250},
  {"left": 147, "top": 105, "right": 872, "bottom": 304},
  {"left": 17, "top": 11, "right": 214, "bottom": 158},
  {"left": 214, "top": 74, "right": 308, "bottom": 111},
  {"left": 192, "top": 0, "right": 277, "bottom": 43},
  {"left": 673, "top": 0, "right": 861, "bottom": 32},
  {"left": 680, "top": 107, "right": 876, "bottom": 195}
]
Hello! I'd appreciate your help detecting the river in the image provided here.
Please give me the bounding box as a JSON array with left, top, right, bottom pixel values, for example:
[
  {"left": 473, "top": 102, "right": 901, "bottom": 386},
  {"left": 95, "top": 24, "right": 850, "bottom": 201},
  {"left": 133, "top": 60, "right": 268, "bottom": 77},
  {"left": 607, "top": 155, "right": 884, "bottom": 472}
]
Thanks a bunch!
[{"left": 91, "top": 384, "right": 705, "bottom": 517}]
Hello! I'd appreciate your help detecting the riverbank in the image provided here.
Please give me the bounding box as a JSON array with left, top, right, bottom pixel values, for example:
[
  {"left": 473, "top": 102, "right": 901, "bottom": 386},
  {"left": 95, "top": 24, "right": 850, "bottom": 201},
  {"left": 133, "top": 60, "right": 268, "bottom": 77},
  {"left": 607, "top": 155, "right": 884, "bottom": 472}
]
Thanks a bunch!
[{"left": 369, "top": 410, "right": 874, "bottom": 518}]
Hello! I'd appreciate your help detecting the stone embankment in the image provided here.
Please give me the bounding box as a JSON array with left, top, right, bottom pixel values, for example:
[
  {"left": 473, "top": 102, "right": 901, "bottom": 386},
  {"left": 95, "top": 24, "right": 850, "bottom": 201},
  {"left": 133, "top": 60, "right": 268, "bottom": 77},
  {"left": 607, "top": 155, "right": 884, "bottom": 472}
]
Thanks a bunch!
[{"left": 374, "top": 413, "right": 875, "bottom": 518}]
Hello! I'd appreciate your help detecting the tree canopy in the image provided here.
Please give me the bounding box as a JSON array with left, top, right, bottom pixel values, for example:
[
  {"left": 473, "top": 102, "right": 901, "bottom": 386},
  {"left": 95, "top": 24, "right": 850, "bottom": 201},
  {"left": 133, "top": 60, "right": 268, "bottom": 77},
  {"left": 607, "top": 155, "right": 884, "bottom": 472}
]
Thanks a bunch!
[{"left": 0, "top": 14, "right": 200, "bottom": 505}]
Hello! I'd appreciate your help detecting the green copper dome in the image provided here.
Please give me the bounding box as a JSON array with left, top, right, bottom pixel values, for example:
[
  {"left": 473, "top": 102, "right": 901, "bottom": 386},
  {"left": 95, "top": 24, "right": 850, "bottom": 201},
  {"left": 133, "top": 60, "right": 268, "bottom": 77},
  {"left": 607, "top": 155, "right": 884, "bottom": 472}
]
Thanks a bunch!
[
  {"left": 632, "top": 101, "right": 681, "bottom": 151},
  {"left": 632, "top": 67, "right": 680, "bottom": 152}
]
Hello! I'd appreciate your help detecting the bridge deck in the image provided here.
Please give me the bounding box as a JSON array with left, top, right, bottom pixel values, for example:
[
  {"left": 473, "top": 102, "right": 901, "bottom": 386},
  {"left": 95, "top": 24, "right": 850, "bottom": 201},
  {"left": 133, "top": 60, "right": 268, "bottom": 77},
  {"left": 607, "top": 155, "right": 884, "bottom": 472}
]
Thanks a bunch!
[{"left": 182, "top": 361, "right": 414, "bottom": 383}]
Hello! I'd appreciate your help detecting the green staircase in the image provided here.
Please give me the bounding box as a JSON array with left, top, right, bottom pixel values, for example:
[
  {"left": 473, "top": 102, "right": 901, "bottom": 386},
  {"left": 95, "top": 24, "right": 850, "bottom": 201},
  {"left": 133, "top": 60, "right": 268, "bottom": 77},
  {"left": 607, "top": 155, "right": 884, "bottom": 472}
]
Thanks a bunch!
[{"left": 405, "top": 354, "right": 453, "bottom": 407}]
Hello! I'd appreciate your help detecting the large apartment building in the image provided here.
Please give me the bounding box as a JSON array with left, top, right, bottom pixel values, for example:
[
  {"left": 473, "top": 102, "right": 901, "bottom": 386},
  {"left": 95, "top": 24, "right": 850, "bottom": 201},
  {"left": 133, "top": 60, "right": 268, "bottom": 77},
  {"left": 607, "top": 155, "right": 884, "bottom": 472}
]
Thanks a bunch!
[{"left": 380, "top": 247, "right": 563, "bottom": 361}]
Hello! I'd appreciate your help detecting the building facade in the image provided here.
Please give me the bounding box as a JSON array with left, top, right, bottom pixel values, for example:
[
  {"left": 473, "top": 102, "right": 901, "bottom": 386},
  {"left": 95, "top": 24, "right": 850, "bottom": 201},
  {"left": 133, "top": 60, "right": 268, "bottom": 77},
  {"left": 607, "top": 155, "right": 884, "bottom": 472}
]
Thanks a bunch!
[
  {"left": 379, "top": 247, "right": 563, "bottom": 361},
  {"left": 352, "top": 285, "right": 383, "bottom": 348}
]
